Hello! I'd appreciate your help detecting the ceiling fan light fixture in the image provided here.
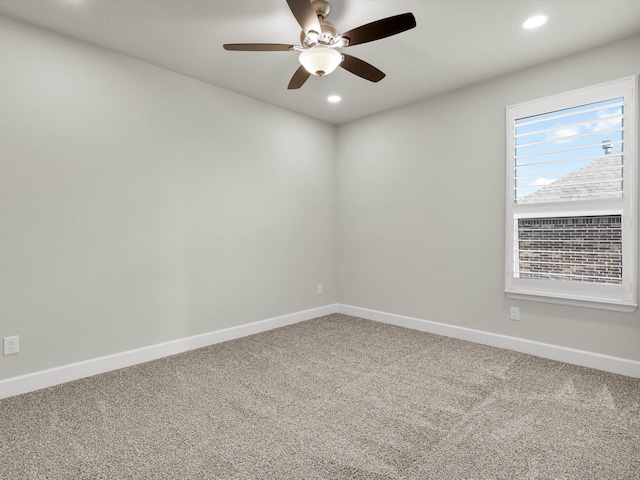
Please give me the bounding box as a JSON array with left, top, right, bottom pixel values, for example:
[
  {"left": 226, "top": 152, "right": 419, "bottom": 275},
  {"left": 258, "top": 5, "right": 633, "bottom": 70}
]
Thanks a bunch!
[{"left": 299, "top": 46, "right": 343, "bottom": 76}]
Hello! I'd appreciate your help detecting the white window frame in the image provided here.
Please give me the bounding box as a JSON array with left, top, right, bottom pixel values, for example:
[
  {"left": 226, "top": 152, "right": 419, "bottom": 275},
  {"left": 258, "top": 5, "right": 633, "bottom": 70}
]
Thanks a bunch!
[{"left": 505, "top": 76, "right": 638, "bottom": 312}]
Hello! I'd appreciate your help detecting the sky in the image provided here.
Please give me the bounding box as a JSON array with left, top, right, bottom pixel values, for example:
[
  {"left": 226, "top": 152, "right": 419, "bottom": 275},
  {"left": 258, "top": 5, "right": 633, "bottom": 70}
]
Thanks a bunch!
[{"left": 514, "top": 97, "right": 624, "bottom": 201}]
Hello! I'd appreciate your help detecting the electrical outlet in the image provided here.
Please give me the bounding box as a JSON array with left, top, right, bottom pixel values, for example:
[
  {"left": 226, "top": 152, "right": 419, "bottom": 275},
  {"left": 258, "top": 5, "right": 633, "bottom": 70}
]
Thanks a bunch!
[
  {"left": 317, "top": 284, "right": 323, "bottom": 295},
  {"left": 510, "top": 307, "right": 520, "bottom": 321},
  {"left": 4, "top": 335, "right": 19, "bottom": 355}
]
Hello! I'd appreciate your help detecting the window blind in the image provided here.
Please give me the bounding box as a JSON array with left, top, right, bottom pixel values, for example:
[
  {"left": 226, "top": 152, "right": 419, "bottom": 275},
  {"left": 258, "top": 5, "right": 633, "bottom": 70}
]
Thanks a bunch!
[{"left": 514, "top": 98, "right": 624, "bottom": 204}]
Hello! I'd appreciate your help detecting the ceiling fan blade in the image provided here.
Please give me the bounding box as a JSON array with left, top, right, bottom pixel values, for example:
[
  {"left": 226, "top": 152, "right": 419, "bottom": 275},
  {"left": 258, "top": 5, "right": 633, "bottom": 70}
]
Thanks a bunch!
[
  {"left": 223, "top": 43, "right": 294, "bottom": 51},
  {"left": 288, "top": 65, "right": 311, "bottom": 89},
  {"left": 341, "top": 13, "right": 416, "bottom": 47},
  {"left": 286, "top": 0, "right": 321, "bottom": 34},
  {"left": 340, "top": 54, "right": 385, "bottom": 82}
]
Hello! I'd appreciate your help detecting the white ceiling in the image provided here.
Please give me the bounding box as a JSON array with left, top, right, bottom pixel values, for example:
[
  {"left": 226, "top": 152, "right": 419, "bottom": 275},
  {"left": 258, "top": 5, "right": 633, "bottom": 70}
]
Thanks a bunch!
[{"left": 1, "top": 0, "right": 640, "bottom": 125}]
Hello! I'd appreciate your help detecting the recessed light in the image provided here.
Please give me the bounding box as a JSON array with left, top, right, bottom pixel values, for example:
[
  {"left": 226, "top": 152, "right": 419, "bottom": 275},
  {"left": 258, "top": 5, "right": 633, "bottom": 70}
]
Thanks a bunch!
[
  {"left": 522, "top": 14, "right": 548, "bottom": 30},
  {"left": 327, "top": 95, "right": 341, "bottom": 103}
]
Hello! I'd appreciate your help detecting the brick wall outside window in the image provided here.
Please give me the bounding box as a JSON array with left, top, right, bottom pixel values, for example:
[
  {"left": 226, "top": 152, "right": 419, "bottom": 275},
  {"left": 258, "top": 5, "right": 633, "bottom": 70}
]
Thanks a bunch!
[{"left": 517, "top": 215, "right": 622, "bottom": 284}]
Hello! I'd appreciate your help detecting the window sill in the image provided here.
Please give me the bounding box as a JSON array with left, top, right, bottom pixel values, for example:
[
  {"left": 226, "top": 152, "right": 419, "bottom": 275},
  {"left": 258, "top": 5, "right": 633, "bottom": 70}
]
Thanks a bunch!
[{"left": 504, "top": 289, "right": 637, "bottom": 313}]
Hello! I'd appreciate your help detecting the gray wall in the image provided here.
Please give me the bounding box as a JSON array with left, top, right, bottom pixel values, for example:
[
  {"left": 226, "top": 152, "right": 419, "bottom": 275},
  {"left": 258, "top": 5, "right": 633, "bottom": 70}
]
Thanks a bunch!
[
  {"left": 337, "top": 35, "right": 640, "bottom": 362},
  {"left": 0, "top": 16, "right": 337, "bottom": 380},
  {"left": 2, "top": 13, "right": 639, "bottom": 383}
]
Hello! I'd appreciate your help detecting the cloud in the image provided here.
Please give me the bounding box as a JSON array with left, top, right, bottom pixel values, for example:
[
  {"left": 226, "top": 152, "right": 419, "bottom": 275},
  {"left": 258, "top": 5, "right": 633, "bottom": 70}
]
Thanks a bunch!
[
  {"left": 586, "top": 117, "right": 621, "bottom": 133},
  {"left": 518, "top": 177, "right": 556, "bottom": 199},
  {"left": 584, "top": 108, "right": 622, "bottom": 133},
  {"left": 547, "top": 126, "right": 580, "bottom": 143},
  {"left": 531, "top": 177, "right": 555, "bottom": 187}
]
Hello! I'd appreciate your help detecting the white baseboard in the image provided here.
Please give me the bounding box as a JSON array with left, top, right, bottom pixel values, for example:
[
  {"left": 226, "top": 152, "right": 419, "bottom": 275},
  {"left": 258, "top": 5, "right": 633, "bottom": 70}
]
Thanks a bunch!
[
  {"left": 0, "top": 304, "right": 339, "bottom": 400},
  {"left": 338, "top": 304, "right": 640, "bottom": 379},
  {"left": 4, "top": 302, "right": 637, "bottom": 400}
]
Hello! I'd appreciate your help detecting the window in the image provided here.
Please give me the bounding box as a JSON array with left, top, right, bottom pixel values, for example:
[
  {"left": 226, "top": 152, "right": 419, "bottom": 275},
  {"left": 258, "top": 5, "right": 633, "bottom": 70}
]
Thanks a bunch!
[{"left": 505, "top": 77, "right": 637, "bottom": 312}]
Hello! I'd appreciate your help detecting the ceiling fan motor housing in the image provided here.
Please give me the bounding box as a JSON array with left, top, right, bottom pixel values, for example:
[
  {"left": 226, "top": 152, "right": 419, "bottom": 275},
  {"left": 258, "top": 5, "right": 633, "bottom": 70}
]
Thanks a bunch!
[{"left": 300, "top": 19, "right": 338, "bottom": 47}]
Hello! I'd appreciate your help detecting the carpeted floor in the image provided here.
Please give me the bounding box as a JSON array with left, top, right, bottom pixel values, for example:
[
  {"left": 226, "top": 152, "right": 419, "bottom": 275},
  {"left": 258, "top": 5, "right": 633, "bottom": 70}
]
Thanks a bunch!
[{"left": 1, "top": 313, "right": 639, "bottom": 479}]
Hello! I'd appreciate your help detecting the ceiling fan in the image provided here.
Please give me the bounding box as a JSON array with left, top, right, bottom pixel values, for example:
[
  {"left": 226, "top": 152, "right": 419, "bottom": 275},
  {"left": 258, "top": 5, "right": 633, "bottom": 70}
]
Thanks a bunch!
[{"left": 223, "top": 0, "right": 416, "bottom": 89}]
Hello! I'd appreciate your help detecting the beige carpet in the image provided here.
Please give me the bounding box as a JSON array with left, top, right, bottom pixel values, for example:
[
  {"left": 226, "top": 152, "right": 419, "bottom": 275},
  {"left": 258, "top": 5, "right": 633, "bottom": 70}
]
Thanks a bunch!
[{"left": 1, "top": 313, "right": 639, "bottom": 479}]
